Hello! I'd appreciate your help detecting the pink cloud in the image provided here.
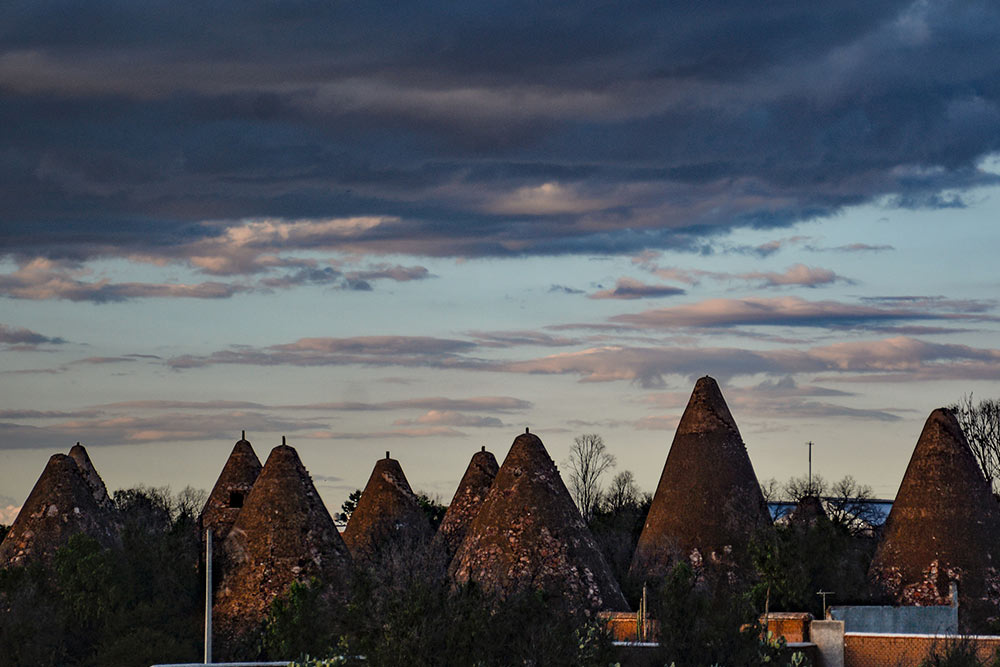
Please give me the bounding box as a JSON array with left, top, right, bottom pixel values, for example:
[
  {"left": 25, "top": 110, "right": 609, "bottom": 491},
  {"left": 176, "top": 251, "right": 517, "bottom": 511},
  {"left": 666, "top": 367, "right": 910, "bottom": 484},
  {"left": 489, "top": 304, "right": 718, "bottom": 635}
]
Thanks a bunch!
[
  {"left": 392, "top": 410, "right": 504, "bottom": 427},
  {"left": 0, "top": 258, "right": 249, "bottom": 302},
  {"left": 498, "top": 336, "right": 1000, "bottom": 387},
  {"left": 736, "top": 264, "right": 845, "bottom": 288},
  {"left": 609, "top": 296, "right": 989, "bottom": 330}
]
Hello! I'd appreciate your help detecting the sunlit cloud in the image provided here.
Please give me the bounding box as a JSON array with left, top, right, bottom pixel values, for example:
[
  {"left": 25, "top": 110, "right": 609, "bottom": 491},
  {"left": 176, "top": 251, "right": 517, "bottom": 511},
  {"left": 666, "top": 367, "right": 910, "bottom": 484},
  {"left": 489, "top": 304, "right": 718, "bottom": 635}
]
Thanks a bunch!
[
  {"left": 609, "top": 296, "right": 994, "bottom": 330},
  {"left": 736, "top": 264, "right": 848, "bottom": 288}
]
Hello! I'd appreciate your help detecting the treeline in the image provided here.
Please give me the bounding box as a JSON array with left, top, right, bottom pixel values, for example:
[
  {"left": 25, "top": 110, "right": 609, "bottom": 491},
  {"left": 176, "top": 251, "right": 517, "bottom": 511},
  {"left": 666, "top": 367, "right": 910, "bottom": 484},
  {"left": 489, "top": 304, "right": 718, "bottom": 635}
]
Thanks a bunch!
[
  {"left": 0, "top": 487, "right": 205, "bottom": 666},
  {"left": 0, "top": 470, "right": 883, "bottom": 667}
]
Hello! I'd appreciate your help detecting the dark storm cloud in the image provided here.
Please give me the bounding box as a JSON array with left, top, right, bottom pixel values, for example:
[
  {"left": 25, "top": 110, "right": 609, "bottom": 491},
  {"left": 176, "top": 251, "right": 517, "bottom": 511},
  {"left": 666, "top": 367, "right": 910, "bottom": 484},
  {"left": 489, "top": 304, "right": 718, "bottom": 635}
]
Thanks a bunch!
[{"left": 4, "top": 0, "right": 1000, "bottom": 263}]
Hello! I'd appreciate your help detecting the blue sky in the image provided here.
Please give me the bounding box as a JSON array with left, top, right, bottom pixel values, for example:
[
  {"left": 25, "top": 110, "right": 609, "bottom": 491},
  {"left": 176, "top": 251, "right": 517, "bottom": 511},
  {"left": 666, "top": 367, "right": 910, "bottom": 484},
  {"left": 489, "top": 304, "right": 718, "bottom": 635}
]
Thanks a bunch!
[{"left": 3, "top": 1, "right": 1000, "bottom": 520}]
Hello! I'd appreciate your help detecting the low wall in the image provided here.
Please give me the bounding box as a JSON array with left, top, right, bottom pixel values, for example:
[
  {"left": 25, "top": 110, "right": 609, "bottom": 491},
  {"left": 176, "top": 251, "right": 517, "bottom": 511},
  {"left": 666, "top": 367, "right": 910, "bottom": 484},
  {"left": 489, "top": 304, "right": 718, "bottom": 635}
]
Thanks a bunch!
[
  {"left": 598, "top": 611, "right": 659, "bottom": 643},
  {"left": 763, "top": 612, "right": 813, "bottom": 643},
  {"left": 830, "top": 604, "right": 957, "bottom": 635},
  {"left": 844, "top": 633, "right": 1000, "bottom": 667}
]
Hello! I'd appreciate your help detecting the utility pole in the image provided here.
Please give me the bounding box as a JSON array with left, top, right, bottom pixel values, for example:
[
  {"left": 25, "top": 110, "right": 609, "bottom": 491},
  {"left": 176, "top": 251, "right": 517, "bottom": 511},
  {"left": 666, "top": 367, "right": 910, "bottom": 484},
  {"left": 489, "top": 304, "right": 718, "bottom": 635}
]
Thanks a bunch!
[
  {"left": 205, "top": 529, "right": 212, "bottom": 664},
  {"left": 806, "top": 441, "right": 814, "bottom": 491},
  {"left": 817, "top": 590, "right": 835, "bottom": 618}
]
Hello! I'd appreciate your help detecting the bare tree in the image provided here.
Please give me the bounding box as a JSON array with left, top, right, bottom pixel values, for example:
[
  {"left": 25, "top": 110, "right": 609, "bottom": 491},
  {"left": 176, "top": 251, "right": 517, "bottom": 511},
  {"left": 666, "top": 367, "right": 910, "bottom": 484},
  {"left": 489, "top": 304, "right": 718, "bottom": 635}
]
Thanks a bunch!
[
  {"left": 603, "top": 470, "right": 640, "bottom": 514},
  {"left": 783, "top": 474, "right": 827, "bottom": 501},
  {"left": 950, "top": 393, "right": 1000, "bottom": 493},
  {"left": 759, "top": 478, "right": 780, "bottom": 504},
  {"left": 825, "top": 475, "right": 880, "bottom": 537},
  {"left": 566, "top": 433, "right": 615, "bottom": 521}
]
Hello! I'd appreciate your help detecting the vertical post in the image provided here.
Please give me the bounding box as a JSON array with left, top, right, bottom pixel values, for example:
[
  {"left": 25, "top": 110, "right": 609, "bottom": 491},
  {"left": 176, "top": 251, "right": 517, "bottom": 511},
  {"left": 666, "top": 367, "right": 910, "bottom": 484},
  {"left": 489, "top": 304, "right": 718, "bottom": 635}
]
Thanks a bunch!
[
  {"left": 639, "top": 583, "right": 648, "bottom": 641},
  {"left": 807, "top": 441, "right": 814, "bottom": 491},
  {"left": 205, "top": 529, "right": 212, "bottom": 664}
]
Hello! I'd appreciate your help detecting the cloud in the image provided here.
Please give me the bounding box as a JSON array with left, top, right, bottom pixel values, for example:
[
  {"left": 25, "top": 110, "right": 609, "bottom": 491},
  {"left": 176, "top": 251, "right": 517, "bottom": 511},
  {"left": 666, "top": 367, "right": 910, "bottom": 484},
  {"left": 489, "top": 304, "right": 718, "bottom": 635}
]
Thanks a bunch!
[
  {"left": 637, "top": 377, "right": 902, "bottom": 422},
  {"left": 168, "top": 335, "right": 481, "bottom": 369},
  {"left": 0, "top": 392, "right": 533, "bottom": 449},
  {"left": 589, "top": 278, "right": 686, "bottom": 300},
  {"left": 0, "top": 409, "right": 103, "bottom": 419},
  {"left": 0, "top": 323, "right": 65, "bottom": 346},
  {"left": 0, "top": 259, "right": 249, "bottom": 303},
  {"left": 807, "top": 242, "right": 895, "bottom": 253},
  {"left": 631, "top": 254, "right": 847, "bottom": 289},
  {"left": 3, "top": 1, "right": 1000, "bottom": 269},
  {"left": 609, "top": 296, "right": 993, "bottom": 330},
  {"left": 0, "top": 410, "right": 324, "bottom": 449},
  {"left": 549, "top": 284, "right": 585, "bottom": 295},
  {"left": 97, "top": 395, "right": 532, "bottom": 414},
  {"left": 735, "top": 264, "right": 847, "bottom": 288},
  {"left": 729, "top": 236, "right": 813, "bottom": 257},
  {"left": 302, "top": 426, "right": 466, "bottom": 439},
  {"left": 392, "top": 410, "right": 505, "bottom": 427},
  {"left": 95, "top": 400, "right": 271, "bottom": 411},
  {"left": 467, "top": 330, "right": 581, "bottom": 348},
  {"left": 0, "top": 498, "right": 20, "bottom": 525},
  {"left": 0, "top": 255, "right": 433, "bottom": 302},
  {"left": 497, "top": 336, "right": 1000, "bottom": 387}
]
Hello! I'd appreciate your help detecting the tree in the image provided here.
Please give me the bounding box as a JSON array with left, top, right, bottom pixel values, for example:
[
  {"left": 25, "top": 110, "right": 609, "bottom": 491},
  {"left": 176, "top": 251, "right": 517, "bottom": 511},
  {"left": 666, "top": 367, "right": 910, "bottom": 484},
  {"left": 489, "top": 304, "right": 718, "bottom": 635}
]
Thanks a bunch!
[
  {"left": 950, "top": 393, "right": 1000, "bottom": 493},
  {"left": 566, "top": 434, "right": 615, "bottom": 522},
  {"left": 415, "top": 492, "right": 447, "bottom": 530},
  {"left": 825, "top": 475, "right": 882, "bottom": 537},
  {"left": 339, "top": 489, "right": 363, "bottom": 523},
  {"left": 0, "top": 486, "right": 205, "bottom": 666},
  {"left": 759, "top": 478, "right": 780, "bottom": 504},
  {"left": 603, "top": 470, "right": 640, "bottom": 514},
  {"left": 783, "top": 474, "right": 827, "bottom": 501}
]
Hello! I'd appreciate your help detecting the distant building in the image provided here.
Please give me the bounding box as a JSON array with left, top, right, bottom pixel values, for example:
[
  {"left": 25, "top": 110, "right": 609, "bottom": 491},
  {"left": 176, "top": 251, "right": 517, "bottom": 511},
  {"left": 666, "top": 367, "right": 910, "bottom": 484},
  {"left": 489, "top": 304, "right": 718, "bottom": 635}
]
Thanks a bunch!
[
  {"left": 342, "top": 452, "right": 432, "bottom": 561},
  {"left": 870, "top": 408, "right": 1000, "bottom": 632},
  {"left": 214, "top": 442, "right": 351, "bottom": 658},
  {"left": 200, "top": 432, "right": 262, "bottom": 542},
  {"left": 437, "top": 446, "right": 498, "bottom": 562},
  {"left": 631, "top": 376, "right": 770, "bottom": 579},
  {"left": 450, "top": 430, "right": 628, "bottom": 613},
  {"left": 0, "top": 448, "right": 119, "bottom": 568}
]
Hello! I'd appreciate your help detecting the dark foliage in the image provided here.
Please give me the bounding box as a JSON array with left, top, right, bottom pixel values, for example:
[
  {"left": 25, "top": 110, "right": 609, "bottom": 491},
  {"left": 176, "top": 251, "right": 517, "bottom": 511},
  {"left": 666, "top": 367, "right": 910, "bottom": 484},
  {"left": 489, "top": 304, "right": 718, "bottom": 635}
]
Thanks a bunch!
[
  {"left": 339, "top": 489, "right": 363, "bottom": 523},
  {"left": 0, "top": 486, "right": 204, "bottom": 667},
  {"left": 261, "top": 536, "right": 616, "bottom": 667},
  {"left": 950, "top": 394, "right": 1000, "bottom": 494},
  {"left": 588, "top": 486, "right": 651, "bottom": 603},
  {"left": 646, "top": 560, "right": 786, "bottom": 667},
  {"left": 414, "top": 493, "right": 448, "bottom": 531},
  {"left": 920, "top": 636, "right": 1000, "bottom": 667},
  {"left": 751, "top": 518, "right": 879, "bottom": 616}
]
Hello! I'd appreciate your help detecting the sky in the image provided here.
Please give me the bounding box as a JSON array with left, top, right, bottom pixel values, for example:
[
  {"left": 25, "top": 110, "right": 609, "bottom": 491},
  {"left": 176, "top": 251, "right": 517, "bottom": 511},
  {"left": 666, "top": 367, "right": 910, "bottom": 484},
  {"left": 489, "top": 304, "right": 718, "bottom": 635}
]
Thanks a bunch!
[{"left": 3, "top": 0, "right": 1000, "bottom": 523}]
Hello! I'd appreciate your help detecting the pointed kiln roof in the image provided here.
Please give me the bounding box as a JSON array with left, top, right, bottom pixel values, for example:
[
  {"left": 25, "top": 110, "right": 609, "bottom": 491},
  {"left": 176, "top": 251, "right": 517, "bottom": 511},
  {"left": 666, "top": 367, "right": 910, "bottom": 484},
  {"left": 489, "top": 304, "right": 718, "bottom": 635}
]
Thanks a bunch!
[
  {"left": 68, "top": 442, "right": 114, "bottom": 511},
  {"left": 450, "top": 431, "right": 628, "bottom": 612},
  {"left": 631, "top": 376, "right": 769, "bottom": 578},
  {"left": 788, "top": 495, "right": 828, "bottom": 528},
  {"left": 870, "top": 409, "right": 1000, "bottom": 629},
  {"left": 200, "top": 432, "right": 262, "bottom": 540},
  {"left": 342, "top": 452, "right": 432, "bottom": 560},
  {"left": 215, "top": 442, "right": 351, "bottom": 651},
  {"left": 0, "top": 453, "right": 120, "bottom": 568},
  {"left": 437, "top": 446, "right": 499, "bottom": 560}
]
